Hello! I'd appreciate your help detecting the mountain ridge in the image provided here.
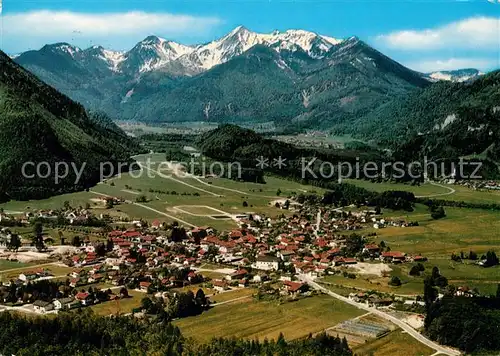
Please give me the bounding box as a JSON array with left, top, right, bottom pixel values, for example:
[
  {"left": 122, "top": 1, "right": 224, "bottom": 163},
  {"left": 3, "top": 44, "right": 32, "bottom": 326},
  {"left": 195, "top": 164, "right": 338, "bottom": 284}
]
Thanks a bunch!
[
  {"left": 15, "top": 26, "right": 486, "bottom": 134},
  {"left": 16, "top": 27, "right": 344, "bottom": 77}
]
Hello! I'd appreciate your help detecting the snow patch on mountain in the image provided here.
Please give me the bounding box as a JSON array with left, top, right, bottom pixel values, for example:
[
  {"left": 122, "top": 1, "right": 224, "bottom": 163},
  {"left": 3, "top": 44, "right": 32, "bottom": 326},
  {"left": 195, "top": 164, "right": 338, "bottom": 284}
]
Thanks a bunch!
[
  {"left": 100, "top": 49, "right": 125, "bottom": 72},
  {"left": 55, "top": 44, "right": 81, "bottom": 57}
]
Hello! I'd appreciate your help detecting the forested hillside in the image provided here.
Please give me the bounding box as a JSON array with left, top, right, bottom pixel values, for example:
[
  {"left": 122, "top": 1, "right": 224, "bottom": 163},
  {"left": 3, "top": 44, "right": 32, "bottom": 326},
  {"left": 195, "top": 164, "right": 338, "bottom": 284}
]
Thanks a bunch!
[
  {"left": 0, "top": 51, "right": 139, "bottom": 202},
  {"left": 344, "top": 71, "right": 500, "bottom": 156}
]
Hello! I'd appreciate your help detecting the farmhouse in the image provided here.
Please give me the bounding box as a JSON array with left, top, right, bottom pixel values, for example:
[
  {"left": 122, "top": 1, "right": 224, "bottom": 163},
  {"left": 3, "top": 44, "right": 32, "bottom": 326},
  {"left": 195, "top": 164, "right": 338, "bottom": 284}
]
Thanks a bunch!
[
  {"left": 363, "top": 244, "right": 380, "bottom": 255},
  {"left": 253, "top": 255, "right": 279, "bottom": 271},
  {"left": 139, "top": 281, "right": 151, "bottom": 292},
  {"left": 33, "top": 300, "right": 54, "bottom": 313},
  {"left": 380, "top": 251, "right": 406, "bottom": 263},
  {"left": 75, "top": 292, "right": 93, "bottom": 306},
  {"left": 212, "top": 279, "right": 229, "bottom": 292},
  {"left": 283, "top": 281, "right": 308, "bottom": 295},
  {"left": 54, "top": 297, "right": 77, "bottom": 310}
]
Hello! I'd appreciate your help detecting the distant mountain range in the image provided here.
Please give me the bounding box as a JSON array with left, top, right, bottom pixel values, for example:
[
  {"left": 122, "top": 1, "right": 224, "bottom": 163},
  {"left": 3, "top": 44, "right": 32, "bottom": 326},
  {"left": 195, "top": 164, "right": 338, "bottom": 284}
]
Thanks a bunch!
[
  {"left": 425, "top": 69, "right": 483, "bottom": 83},
  {"left": 14, "top": 26, "right": 487, "bottom": 135},
  {"left": 13, "top": 27, "right": 432, "bottom": 130},
  {"left": 0, "top": 50, "right": 138, "bottom": 201},
  {"left": 17, "top": 26, "right": 344, "bottom": 76}
]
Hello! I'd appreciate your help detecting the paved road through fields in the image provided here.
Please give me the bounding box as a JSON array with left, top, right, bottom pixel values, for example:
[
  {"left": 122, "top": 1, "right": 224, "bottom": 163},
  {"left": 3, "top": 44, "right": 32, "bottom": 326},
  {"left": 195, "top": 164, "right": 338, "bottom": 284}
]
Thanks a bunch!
[{"left": 299, "top": 274, "right": 461, "bottom": 356}]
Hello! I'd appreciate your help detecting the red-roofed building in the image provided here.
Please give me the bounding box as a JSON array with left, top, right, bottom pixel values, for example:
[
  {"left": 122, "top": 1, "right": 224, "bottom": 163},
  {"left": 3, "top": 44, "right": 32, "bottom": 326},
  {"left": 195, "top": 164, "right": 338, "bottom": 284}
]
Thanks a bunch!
[
  {"left": 343, "top": 258, "right": 357, "bottom": 264},
  {"left": 151, "top": 220, "right": 162, "bottom": 229},
  {"left": 230, "top": 230, "right": 243, "bottom": 239},
  {"left": 108, "top": 230, "right": 123, "bottom": 238},
  {"left": 327, "top": 248, "right": 341, "bottom": 256},
  {"left": 381, "top": 251, "right": 406, "bottom": 263},
  {"left": 363, "top": 244, "right": 380, "bottom": 255},
  {"left": 315, "top": 239, "right": 327, "bottom": 248},
  {"left": 123, "top": 231, "right": 141, "bottom": 239},
  {"left": 228, "top": 268, "right": 248, "bottom": 280},
  {"left": 212, "top": 279, "right": 229, "bottom": 292},
  {"left": 319, "top": 258, "right": 331, "bottom": 266},
  {"left": 333, "top": 257, "right": 358, "bottom": 266},
  {"left": 75, "top": 292, "right": 93, "bottom": 305},
  {"left": 283, "top": 280, "right": 308, "bottom": 294},
  {"left": 69, "top": 278, "right": 80, "bottom": 288}
]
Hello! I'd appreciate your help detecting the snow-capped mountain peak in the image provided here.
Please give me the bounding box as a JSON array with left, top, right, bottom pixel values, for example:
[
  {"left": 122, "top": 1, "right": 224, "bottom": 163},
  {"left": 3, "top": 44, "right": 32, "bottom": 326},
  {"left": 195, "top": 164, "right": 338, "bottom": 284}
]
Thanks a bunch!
[
  {"left": 180, "top": 26, "right": 344, "bottom": 71},
  {"left": 21, "top": 27, "right": 345, "bottom": 75},
  {"left": 46, "top": 43, "right": 82, "bottom": 57},
  {"left": 120, "top": 35, "right": 195, "bottom": 73},
  {"left": 78, "top": 45, "right": 125, "bottom": 72}
]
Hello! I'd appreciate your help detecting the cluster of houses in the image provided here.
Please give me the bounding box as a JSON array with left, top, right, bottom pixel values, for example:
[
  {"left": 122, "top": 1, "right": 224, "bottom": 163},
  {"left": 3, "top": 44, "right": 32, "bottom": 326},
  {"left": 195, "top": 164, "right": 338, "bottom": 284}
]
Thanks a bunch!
[
  {"left": 348, "top": 291, "right": 393, "bottom": 307},
  {"left": 0, "top": 198, "right": 126, "bottom": 228},
  {"left": 0, "top": 267, "right": 130, "bottom": 314},
  {"left": 81, "top": 206, "right": 425, "bottom": 283},
  {"left": 457, "top": 180, "right": 500, "bottom": 191},
  {"left": 32, "top": 291, "right": 120, "bottom": 314},
  {"left": 0, "top": 198, "right": 433, "bottom": 315}
]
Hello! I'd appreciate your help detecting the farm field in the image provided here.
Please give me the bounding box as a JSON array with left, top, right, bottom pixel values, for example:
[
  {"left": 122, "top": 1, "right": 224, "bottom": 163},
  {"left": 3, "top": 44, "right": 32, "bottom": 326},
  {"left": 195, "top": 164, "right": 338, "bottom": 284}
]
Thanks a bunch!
[
  {"left": 91, "top": 165, "right": 319, "bottom": 229},
  {"left": 321, "top": 272, "right": 424, "bottom": 296},
  {"left": 0, "top": 191, "right": 101, "bottom": 213},
  {"left": 0, "top": 260, "right": 34, "bottom": 272},
  {"left": 344, "top": 180, "right": 448, "bottom": 197},
  {"left": 374, "top": 206, "right": 500, "bottom": 259},
  {"left": 89, "top": 290, "right": 144, "bottom": 316},
  {"left": 173, "top": 295, "right": 363, "bottom": 342},
  {"left": 6, "top": 225, "right": 109, "bottom": 245},
  {"left": 353, "top": 329, "right": 435, "bottom": 356},
  {"left": 0, "top": 263, "right": 73, "bottom": 282},
  {"left": 323, "top": 259, "right": 500, "bottom": 297},
  {"left": 438, "top": 184, "right": 500, "bottom": 204},
  {"left": 0, "top": 165, "right": 317, "bottom": 231},
  {"left": 345, "top": 179, "right": 500, "bottom": 204},
  {"left": 208, "top": 288, "right": 256, "bottom": 304}
]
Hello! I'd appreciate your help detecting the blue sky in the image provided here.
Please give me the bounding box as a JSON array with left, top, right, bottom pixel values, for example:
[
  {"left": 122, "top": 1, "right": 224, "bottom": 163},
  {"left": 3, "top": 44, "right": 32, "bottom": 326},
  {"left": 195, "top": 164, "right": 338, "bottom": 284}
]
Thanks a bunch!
[{"left": 1, "top": 0, "right": 499, "bottom": 72}]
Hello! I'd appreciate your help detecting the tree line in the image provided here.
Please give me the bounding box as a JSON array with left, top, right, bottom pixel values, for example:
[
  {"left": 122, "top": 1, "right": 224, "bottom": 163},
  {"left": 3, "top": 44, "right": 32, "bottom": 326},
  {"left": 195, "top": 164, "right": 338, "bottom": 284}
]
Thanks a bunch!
[{"left": 0, "top": 310, "right": 352, "bottom": 355}]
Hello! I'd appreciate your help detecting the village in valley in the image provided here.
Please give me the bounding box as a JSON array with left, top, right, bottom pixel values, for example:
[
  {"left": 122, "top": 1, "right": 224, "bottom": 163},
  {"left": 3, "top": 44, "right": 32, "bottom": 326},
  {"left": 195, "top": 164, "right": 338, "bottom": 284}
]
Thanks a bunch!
[
  {"left": 0, "top": 190, "right": 443, "bottom": 348},
  {"left": 0, "top": 162, "right": 498, "bottom": 355}
]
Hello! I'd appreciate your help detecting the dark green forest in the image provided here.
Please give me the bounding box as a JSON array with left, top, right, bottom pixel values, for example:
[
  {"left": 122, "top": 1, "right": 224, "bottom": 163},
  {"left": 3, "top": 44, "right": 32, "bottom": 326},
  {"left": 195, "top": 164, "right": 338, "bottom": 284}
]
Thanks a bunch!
[{"left": 0, "top": 310, "right": 352, "bottom": 356}]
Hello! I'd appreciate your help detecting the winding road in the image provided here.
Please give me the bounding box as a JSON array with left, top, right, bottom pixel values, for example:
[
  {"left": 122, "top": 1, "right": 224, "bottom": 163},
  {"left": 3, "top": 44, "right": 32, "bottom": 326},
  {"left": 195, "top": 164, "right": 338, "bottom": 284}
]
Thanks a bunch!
[
  {"left": 415, "top": 181, "right": 456, "bottom": 199},
  {"left": 299, "top": 274, "right": 461, "bottom": 356}
]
